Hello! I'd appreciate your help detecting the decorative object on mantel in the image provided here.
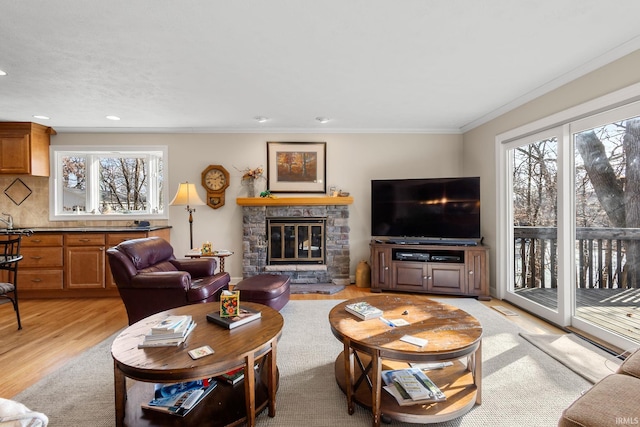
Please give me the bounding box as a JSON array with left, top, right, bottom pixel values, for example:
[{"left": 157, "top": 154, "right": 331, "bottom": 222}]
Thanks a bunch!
[
  {"left": 4, "top": 178, "right": 33, "bottom": 206},
  {"left": 267, "top": 141, "right": 326, "bottom": 194},
  {"left": 259, "top": 190, "right": 276, "bottom": 198},
  {"left": 237, "top": 166, "right": 264, "bottom": 197},
  {"left": 169, "top": 182, "right": 206, "bottom": 249}
]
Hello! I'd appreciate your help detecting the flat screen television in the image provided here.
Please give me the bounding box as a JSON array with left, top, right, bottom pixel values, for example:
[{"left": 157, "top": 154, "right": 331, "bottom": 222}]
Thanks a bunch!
[{"left": 371, "top": 177, "right": 481, "bottom": 245}]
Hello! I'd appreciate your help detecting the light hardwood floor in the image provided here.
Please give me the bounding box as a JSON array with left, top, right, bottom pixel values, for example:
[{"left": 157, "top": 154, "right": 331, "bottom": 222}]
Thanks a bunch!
[{"left": 0, "top": 286, "right": 563, "bottom": 398}]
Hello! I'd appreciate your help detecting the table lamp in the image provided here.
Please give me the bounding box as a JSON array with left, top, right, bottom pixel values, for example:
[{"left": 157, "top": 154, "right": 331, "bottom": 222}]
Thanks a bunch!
[{"left": 169, "top": 182, "right": 206, "bottom": 249}]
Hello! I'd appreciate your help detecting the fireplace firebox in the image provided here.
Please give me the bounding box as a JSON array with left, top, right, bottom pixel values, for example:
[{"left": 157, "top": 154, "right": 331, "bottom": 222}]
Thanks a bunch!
[{"left": 267, "top": 217, "right": 325, "bottom": 265}]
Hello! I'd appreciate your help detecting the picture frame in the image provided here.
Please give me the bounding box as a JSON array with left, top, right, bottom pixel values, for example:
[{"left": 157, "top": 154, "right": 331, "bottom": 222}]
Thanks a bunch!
[{"left": 267, "top": 141, "right": 327, "bottom": 193}]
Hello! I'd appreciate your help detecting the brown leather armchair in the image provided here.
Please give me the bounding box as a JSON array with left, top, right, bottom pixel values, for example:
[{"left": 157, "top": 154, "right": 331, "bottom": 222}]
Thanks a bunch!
[{"left": 107, "top": 236, "right": 230, "bottom": 324}]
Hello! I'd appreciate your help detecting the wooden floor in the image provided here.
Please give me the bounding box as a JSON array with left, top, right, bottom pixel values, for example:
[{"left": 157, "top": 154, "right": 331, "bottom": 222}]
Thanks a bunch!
[
  {"left": 0, "top": 286, "right": 562, "bottom": 398},
  {"left": 516, "top": 287, "right": 640, "bottom": 344}
]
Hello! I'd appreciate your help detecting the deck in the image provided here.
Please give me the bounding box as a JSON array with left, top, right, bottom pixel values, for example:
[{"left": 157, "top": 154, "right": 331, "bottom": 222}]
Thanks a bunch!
[{"left": 515, "top": 287, "right": 640, "bottom": 343}]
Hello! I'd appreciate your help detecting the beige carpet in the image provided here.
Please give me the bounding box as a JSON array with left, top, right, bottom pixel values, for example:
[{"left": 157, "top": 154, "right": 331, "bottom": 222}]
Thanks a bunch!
[
  {"left": 13, "top": 298, "right": 594, "bottom": 426},
  {"left": 519, "top": 333, "right": 622, "bottom": 384}
]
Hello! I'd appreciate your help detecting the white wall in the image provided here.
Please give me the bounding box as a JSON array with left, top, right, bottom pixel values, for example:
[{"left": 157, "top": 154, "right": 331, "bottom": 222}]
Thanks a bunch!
[
  {"left": 52, "top": 132, "right": 464, "bottom": 282},
  {"left": 463, "top": 48, "right": 640, "bottom": 295}
]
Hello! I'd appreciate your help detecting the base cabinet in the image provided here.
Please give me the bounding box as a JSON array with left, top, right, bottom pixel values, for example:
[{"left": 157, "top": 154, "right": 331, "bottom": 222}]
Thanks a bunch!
[
  {"left": 9, "top": 228, "right": 170, "bottom": 298},
  {"left": 370, "top": 241, "right": 489, "bottom": 298}
]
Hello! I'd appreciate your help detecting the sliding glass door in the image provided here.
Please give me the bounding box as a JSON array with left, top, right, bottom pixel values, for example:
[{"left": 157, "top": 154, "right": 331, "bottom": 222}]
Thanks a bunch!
[
  {"left": 571, "top": 107, "right": 640, "bottom": 348},
  {"left": 503, "top": 129, "right": 564, "bottom": 325},
  {"left": 498, "top": 99, "right": 640, "bottom": 349}
]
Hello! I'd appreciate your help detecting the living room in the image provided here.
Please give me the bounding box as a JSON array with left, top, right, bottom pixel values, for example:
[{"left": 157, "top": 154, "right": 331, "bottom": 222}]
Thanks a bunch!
[{"left": 2, "top": 2, "right": 640, "bottom": 426}]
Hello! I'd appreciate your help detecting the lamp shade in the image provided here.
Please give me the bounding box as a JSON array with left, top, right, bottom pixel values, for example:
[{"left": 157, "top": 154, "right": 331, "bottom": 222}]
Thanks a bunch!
[{"left": 169, "top": 182, "right": 206, "bottom": 206}]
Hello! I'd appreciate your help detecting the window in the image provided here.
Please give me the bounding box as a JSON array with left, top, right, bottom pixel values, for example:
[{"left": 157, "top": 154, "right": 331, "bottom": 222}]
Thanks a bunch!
[{"left": 50, "top": 146, "right": 167, "bottom": 220}]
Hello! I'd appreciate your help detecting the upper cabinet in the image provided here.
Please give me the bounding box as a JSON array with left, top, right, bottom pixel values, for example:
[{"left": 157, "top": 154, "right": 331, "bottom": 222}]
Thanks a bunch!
[{"left": 0, "top": 122, "right": 56, "bottom": 176}]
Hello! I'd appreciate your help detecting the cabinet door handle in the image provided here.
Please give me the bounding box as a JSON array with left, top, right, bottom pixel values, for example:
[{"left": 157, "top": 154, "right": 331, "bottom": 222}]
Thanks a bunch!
[
  {"left": 31, "top": 256, "right": 42, "bottom": 260},
  {"left": 32, "top": 239, "right": 42, "bottom": 243},
  {"left": 384, "top": 266, "right": 389, "bottom": 270},
  {"left": 31, "top": 278, "right": 42, "bottom": 282},
  {"left": 469, "top": 271, "right": 474, "bottom": 275},
  {"left": 79, "top": 238, "right": 91, "bottom": 242}
]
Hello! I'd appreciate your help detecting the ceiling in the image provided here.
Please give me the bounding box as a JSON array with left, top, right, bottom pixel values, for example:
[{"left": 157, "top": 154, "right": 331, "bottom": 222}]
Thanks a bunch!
[{"left": 2, "top": 0, "right": 640, "bottom": 134}]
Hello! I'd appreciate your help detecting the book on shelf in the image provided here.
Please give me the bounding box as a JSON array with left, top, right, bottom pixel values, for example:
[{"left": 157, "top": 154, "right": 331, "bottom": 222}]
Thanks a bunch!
[
  {"left": 206, "top": 306, "right": 261, "bottom": 329},
  {"left": 151, "top": 315, "right": 192, "bottom": 334},
  {"left": 381, "top": 368, "right": 446, "bottom": 406},
  {"left": 217, "top": 367, "right": 245, "bottom": 385},
  {"left": 139, "top": 319, "right": 196, "bottom": 348},
  {"left": 409, "top": 361, "right": 454, "bottom": 370},
  {"left": 141, "top": 378, "right": 217, "bottom": 417},
  {"left": 216, "top": 363, "right": 260, "bottom": 385},
  {"left": 345, "top": 301, "right": 383, "bottom": 320}
]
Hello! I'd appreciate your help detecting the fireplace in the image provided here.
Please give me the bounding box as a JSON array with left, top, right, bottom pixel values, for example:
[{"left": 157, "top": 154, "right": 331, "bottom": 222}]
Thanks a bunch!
[
  {"left": 267, "top": 217, "right": 326, "bottom": 265},
  {"left": 240, "top": 200, "right": 351, "bottom": 284}
]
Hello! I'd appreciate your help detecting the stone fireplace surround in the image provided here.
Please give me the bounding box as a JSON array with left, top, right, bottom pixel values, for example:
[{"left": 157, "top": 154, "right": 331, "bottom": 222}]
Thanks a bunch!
[{"left": 238, "top": 197, "right": 352, "bottom": 284}]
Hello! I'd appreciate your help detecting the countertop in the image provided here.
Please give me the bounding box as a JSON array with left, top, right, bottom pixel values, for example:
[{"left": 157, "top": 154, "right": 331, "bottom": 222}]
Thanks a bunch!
[{"left": 1, "top": 225, "right": 171, "bottom": 233}]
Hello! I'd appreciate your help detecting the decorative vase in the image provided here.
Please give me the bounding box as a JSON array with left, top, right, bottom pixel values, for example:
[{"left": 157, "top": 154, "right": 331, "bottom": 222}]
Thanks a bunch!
[
  {"left": 245, "top": 179, "right": 255, "bottom": 197},
  {"left": 355, "top": 260, "right": 371, "bottom": 288}
]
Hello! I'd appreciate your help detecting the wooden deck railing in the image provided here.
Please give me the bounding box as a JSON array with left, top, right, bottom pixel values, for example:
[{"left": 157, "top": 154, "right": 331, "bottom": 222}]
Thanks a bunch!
[{"left": 514, "top": 227, "right": 640, "bottom": 290}]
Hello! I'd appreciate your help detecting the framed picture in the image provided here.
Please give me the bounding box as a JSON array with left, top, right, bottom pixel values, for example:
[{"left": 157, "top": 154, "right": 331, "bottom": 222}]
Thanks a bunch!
[{"left": 267, "top": 142, "right": 326, "bottom": 193}]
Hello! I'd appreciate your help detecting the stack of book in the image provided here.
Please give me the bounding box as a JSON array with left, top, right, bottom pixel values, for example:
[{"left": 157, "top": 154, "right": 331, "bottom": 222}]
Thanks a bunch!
[
  {"left": 141, "top": 378, "right": 217, "bottom": 416},
  {"left": 216, "top": 363, "right": 260, "bottom": 385},
  {"left": 206, "top": 307, "right": 261, "bottom": 329},
  {"left": 345, "top": 301, "right": 383, "bottom": 320},
  {"left": 217, "top": 367, "right": 245, "bottom": 385},
  {"left": 382, "top": 368, "right": 446, "bottom": 406},
  {"left": 138, "top": 315, "right": 196, "bottom": 348}
]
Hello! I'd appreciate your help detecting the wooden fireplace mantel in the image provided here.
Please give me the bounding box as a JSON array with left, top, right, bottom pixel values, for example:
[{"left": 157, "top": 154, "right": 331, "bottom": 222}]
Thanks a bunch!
[{"left": 236, "top": 196, "right": 353, "bottom": 206}]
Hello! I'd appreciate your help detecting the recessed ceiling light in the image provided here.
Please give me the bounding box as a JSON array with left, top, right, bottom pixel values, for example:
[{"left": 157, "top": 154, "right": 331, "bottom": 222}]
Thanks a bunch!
[
  {"left": 106, "top": 115, "right": 121, "bottom": 121},
  {"left": 254, "top": 116, "right": 269, "bottom": 123},
  {"left": 315, "top": 117, "right": 330, "bottom": 124},
  {"left": 33, "top": 115, "right": 50, "bottom": 120},
  {"left": 0, "top": 70, "right": 7, "bottom": 76}
]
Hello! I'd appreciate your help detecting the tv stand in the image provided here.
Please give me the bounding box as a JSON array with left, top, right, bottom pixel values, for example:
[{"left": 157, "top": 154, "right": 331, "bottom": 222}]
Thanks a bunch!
[{"left": 370, "top": 240, "right": 489, "bottom": 298}]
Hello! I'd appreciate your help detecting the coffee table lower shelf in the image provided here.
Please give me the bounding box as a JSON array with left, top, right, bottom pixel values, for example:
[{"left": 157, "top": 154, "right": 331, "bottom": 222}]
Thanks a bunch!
[
  {"left": 123, "top": 367, "right": 278, "bottom": 426},
  {"left": 334, "top": 352, "right": 478, "bottom": 424}
]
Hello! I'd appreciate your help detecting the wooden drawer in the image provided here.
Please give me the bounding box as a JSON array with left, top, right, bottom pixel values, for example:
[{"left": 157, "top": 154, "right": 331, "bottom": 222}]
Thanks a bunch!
[
  {"left": 20, "top": 270, "right": 64, "bottom": 290},
  {"left": 22, "top": 234, "right": 63, "bottom": 247},
  {"left": 107, "top": 233, "right": 145, "bottom": 246},
  {"left": 21, "top": 247, "right": 64, "bottom": 268},
  {"left": 64, "top": 234, "right": 106, "bottom": 246}
]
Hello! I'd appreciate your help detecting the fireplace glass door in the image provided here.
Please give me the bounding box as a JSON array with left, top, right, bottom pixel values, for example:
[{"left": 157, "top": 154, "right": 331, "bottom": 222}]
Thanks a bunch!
[{"left": 267, "top": 218, "right": 325, "bottom": 264}]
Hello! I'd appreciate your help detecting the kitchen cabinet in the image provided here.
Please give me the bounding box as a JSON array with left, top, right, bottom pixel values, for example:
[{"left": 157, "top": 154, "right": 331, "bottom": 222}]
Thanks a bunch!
[
  {"left": 64, "top": 234, "right": 106, "bottom": 289},
  {"left": 7, "top": 227, "right": 170, "bottom": 298},
  {"left": 19, "top": 233, "right": 64, "bottom": 290},
  {"left": 0, "top": 122, "right": 56, "bottom": 176}
]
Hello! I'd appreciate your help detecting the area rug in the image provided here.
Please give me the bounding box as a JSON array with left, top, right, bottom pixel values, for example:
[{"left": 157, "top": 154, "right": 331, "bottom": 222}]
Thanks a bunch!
[
  {"left": 13, "top": 298, "right": 595, "bottom": 426},
  {"left": 290, "top": 283, "right": 345, "bottom": 294},
  {"left": 519, "top": 333, "right": 622, "bottom": 384}
]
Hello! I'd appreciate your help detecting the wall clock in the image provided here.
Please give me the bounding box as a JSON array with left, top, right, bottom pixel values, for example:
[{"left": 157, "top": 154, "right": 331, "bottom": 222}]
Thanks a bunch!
[{"left": 201, "top": 165, "right": 230, "bottom": 209}]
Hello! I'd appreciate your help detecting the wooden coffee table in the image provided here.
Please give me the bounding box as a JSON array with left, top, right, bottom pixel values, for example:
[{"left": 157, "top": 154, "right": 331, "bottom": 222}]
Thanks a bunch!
[
  {"left": 329, "top": 295, "right": 483, "bottom": 427},
  {"left": 111, "top": 301, "right": 283, "bottom": 427}
]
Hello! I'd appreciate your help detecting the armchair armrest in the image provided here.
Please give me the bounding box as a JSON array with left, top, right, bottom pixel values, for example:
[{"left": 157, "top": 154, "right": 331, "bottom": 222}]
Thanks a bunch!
[
  {"left": 131, "top": 272, "right": 191, "bottom": 290},
  {"left": 170, "top": 258, "right": 217, "bottom": 278}
]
